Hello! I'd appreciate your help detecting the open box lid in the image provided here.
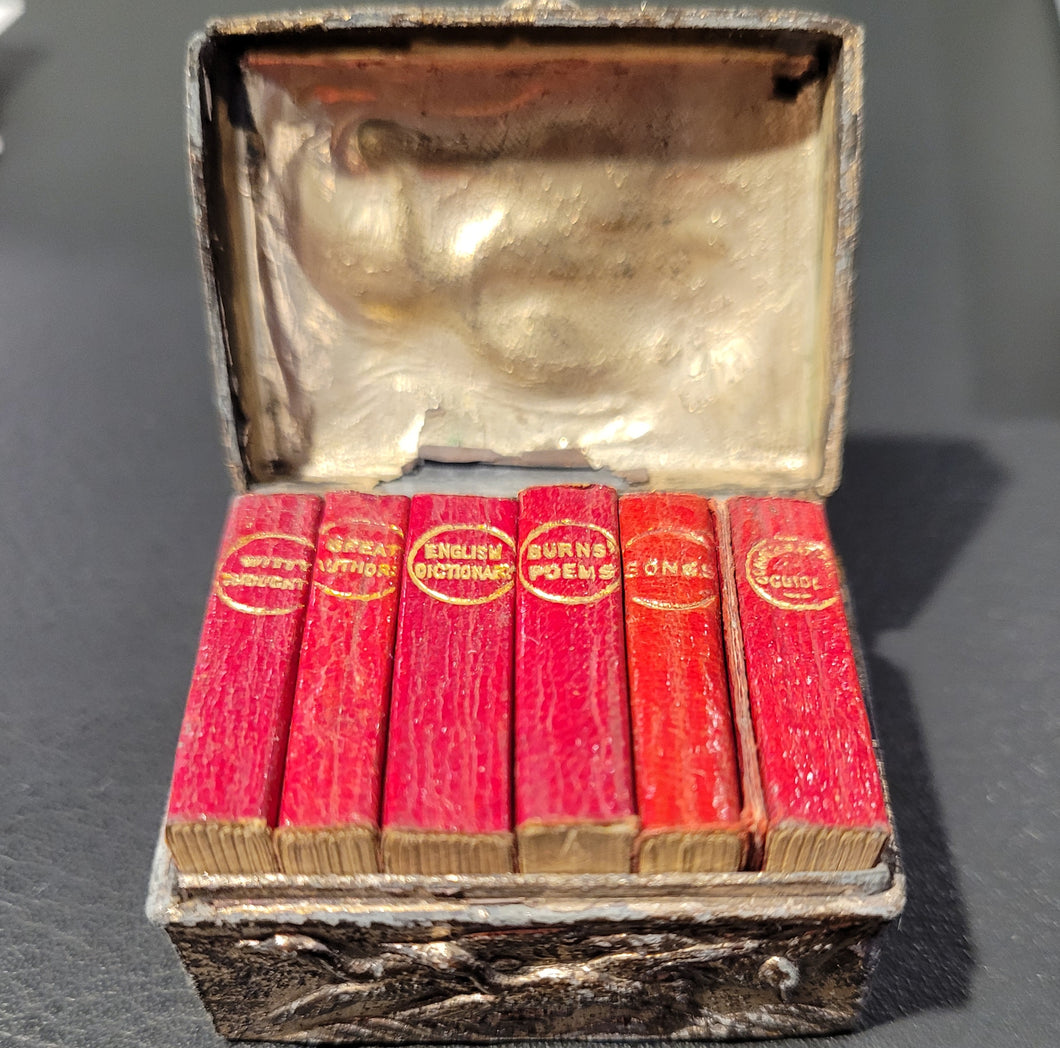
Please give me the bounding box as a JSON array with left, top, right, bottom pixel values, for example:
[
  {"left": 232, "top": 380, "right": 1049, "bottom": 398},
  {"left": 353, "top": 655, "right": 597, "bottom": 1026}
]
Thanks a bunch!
[{"left": 188, "top": 5, "right": 862, "bottom": 496}]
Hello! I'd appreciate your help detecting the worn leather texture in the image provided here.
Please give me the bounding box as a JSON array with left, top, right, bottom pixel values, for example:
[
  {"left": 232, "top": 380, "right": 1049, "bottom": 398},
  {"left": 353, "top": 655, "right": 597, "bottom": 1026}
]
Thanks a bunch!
[
  {"left": 167, "top": 495, "right": 322, "bottom": 828},
  {"left": 514, "top": 485, "right": 635, "bottom": 828},
  {"left": 729, "top": 498, "right": 888, "bottom": 838},
  {"left": 280, "top": 492, "right": 409, "bottom": 833},
  {"left": 620, "top": 493, "right": 743, "bottom": 835},
  {"left": 383, "top": 494, "right": 517, "bottom": 838}
]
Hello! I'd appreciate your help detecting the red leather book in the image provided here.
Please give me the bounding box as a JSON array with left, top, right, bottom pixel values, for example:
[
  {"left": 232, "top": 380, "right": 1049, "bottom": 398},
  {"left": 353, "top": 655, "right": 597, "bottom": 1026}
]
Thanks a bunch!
[
  {"left": 728, "top": 496, "right": 890, "bottom": 871},
  {"left": 514, "top": 484, "right": 637, "bottom": 873},
  {"left": 166, "top": 493, "right": 322, "bottom": 874},
  {"left": 276, "top": 491, "right": 410, "bottom": 874},
  {"left": 619, "top": 493, "right": 746, "bottom": 873},
  {"left": 381, "top": 494, "right": 517, "bottom": 874}
]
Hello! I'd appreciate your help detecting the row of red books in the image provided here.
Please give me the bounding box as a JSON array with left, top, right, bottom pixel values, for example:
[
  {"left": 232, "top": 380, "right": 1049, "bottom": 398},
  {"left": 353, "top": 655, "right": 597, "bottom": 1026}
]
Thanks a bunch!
[{"left": 165, "top": 486, "right": 890, "bottom": 877}]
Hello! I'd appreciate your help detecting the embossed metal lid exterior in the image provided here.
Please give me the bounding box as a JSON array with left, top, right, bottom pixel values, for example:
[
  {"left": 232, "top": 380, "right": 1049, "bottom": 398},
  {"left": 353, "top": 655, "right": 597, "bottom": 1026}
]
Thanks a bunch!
[{"left": 188, "top": 6, "right": 862, "bottom": 495}]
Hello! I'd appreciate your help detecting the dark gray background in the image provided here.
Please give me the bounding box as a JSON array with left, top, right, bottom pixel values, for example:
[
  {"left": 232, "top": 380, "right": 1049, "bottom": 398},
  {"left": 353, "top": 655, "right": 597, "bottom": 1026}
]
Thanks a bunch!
[{"left": 0, "top": 2, "right": 1057, "bottom": 1045}]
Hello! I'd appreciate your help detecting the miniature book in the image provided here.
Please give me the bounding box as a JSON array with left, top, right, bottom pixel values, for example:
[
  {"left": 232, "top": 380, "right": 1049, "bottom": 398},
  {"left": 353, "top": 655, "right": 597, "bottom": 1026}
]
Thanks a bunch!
[
  {"left": 619, "top": 493, "right": 746, "bottom": 873},
  {"left": 515, "top": 484, "right": 638, "bottom": 872},
  {"left": 166, "top": 493, "right": 322, "bottom": 875},
  {"left": 381, "top": 493, "right": 517, "bottom": 874},
  {"left": 276, "top": 491, "right": 410, "bottom": 874},
  {"left": 728, "top": 496, "right": 890, "bottom": 871}
]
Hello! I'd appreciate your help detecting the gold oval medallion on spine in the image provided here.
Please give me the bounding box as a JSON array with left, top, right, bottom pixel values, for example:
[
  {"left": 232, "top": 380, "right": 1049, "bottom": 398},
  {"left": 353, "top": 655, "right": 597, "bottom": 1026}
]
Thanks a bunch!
[
  {"left": 215, "top": 532, "right": 315, "bottom": 616},
  {"left": 406, "top": 523, "right": 516, "bottom": 606},
  {"left": 623, "top": 528, "right": 717, "bottom": 611},
  {"left": 518, "top": 520, "right": 621, "bottom": 605},
  {"left": 745, "top": 536, "right": 840, "bottom": 612},
  {"left": 314, "top": 520, "right": 406, "bottom": 601}
]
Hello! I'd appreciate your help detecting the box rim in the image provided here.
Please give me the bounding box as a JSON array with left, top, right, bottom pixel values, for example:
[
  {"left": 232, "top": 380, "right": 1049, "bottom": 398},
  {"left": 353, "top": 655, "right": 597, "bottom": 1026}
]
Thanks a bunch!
[{"left": 147, "top": 825, "right": 905, "bottom": 929}]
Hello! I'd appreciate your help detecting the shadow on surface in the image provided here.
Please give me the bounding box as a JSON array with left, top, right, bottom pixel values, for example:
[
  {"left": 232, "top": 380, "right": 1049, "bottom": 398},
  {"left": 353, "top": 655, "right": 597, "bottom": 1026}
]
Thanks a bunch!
[
  {"left": 828, "top": 436, "right": 1007, "bottom": 1023},
  {"left": 858, "top": 653, "right": 976, "bottom": 1023},
  {"left": 830, "top": 436, "right": 1005, "bottom": 636}
]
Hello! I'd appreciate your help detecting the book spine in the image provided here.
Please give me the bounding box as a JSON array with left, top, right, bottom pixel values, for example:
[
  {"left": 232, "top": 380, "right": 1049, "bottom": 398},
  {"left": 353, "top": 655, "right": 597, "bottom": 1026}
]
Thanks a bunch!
[
  {"left": 381, "top": 493, "right": 517, "bottom": 874},
  {"left": 276, "top": 491, "right": 410, "bottom": 874},
  {"left": 619, "top": 493, "right": 745, "bottom": 873},
  {"left": 166, "top": 493, "right": 322, "bottom": 875},
  {"left": 727, "top": 496, "right": 890, "bottom": 872},
  {"left": 514, "top": 484, "right": 637, "bottom": 873}
]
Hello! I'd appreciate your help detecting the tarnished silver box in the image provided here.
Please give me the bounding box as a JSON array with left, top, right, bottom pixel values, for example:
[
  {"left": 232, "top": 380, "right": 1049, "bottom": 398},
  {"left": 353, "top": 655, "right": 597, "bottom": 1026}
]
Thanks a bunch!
[{"left": 147, "top": 4, "right": 904, "bottom": 1042}]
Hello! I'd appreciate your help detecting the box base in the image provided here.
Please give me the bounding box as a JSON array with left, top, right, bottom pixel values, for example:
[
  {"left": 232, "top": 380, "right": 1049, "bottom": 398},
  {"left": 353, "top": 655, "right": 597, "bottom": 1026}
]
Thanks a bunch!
[{"left": 148, "top": 833, "right": 903, "bottom": 1044}]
